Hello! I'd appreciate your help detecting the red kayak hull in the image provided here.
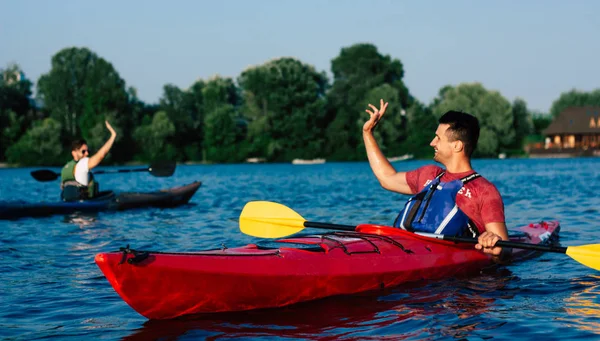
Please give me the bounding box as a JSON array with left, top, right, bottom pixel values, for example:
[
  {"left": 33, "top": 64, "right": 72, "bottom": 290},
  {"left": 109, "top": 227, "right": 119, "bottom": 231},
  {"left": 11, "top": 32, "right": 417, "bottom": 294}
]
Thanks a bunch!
[{"left": 95, "top": 221, "right": 559, "bottom": 319}]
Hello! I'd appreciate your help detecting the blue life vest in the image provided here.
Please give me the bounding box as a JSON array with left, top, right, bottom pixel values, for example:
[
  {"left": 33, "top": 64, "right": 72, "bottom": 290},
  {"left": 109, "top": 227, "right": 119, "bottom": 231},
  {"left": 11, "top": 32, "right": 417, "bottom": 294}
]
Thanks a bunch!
[{"left": 393, "top": 171, "right": 481, "bottom": 237}]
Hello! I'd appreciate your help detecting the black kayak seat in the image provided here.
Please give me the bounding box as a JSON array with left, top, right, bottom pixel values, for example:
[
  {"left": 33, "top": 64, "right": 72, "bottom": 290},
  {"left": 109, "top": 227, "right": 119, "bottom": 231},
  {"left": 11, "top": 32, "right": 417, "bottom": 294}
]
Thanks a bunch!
[{"left": 62, "top": 186, "right": 115, "bottom": 202}]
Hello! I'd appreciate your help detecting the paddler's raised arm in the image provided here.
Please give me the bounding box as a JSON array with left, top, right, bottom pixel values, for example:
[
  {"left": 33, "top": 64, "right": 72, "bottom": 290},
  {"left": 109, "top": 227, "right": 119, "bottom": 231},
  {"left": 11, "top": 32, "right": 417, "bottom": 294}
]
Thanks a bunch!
[
  {"left": 88, "top": 120, "right": 117, "bottom": 170},
  {"left": 363, "top": 99, "right": 413, "bottom": 195}
]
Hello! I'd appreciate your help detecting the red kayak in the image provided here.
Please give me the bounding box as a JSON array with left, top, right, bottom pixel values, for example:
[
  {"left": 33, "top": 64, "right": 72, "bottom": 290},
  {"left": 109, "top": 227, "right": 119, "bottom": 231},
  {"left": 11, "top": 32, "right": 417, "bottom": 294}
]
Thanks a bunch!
[{"left": 95, "top": 221, "right": 559, "bottom": 320}]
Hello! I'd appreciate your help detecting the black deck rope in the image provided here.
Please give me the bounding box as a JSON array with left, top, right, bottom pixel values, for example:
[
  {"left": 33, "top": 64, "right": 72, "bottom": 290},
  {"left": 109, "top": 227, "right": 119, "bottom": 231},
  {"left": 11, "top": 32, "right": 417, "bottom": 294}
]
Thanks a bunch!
[
  {"left": 117, "top": 245, "right": 281, "bottom": 262},
  {"left": 116, "top": 230, "right": 418, "bottom": 264},
  {"left": 320, "top": 235, "right": 353, "bottom": 255},
  {"left": 331, "top": 231, "right": 415, "bottom": 254},
  {"left": 315, "top": 231, "right": 414, "bottom": 255},
  {"left": 321, "top": 233, "right": 382, "bottom": 255}
]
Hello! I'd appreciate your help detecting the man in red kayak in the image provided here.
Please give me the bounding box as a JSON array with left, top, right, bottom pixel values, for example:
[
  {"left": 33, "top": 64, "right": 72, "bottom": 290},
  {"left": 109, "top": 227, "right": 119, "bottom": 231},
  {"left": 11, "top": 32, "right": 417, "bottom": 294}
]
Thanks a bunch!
[
  {"left": 363, "top": 99, "right": 510, "bottom": 262},
  {"left": 60, "top": 120, "right": 117, "bottom": 200}
]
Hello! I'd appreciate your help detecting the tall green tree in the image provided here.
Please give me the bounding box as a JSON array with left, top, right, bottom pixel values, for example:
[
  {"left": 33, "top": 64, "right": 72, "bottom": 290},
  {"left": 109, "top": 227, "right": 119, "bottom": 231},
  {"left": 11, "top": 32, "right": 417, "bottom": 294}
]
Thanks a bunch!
[
  {"left": 403, "top": 100, "right": 437, "bottom": 158},
  {"left": 531, "top": 111, "right": 552, "bottom": 135},
  {"left": 122, "top": 86, "right": 158, "bottom": 158},
  {"left": 203, "top": 76, "right": 239, "bottom": 114},
  {"left": 6, "top": 118, "right": 63, "bottom": 166},
  {"left": 1, "top": 63, "right": 33, "bottom": 98},
  {"left": 549, "top": 89, "right": 600, "bottom": 118},
  {"left": 511, "top": 98, "right": 533, "bottom": 149},
  {"left": 157, "top": 76, "right": 241, "bottom": 162},
  {"left": 37, "top": 47, "right": 130, "bottom": 161},
  {"left": 159, "top": 81, "right": 205, "bottom": 161},
  {"left": 239, "top": 57, "right": 328, "bottom": 161},
  {"left": 431, "top": 83, "right": 514, "bottom": 157},
  {"left": 204, "top": 104, "right": 247, "bottom": 162},
  {"left": 0, "top": 63, "right": 35, "bottom": 162},
  {"left": 184, "top": 80, "right": 206, "bottom": 160},
  {"left": 201, "top": 76, "right": 242, "bottom": 161},
  {"left": 133, "top": 111, "right": 177, "bottom": 162},
  {"left": 325, "top": 43, "right": 412, "bottom": 160}
]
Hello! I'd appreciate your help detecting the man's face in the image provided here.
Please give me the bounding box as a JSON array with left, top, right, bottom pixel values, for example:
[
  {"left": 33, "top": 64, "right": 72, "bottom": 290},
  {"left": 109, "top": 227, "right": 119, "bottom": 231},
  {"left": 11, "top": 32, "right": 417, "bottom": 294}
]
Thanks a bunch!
[
  {"left": 429, "top": 124, "right": 456, "bottom": 164},
  {"left": 73, "top": 144, "right": 89, "bottom": 161}
]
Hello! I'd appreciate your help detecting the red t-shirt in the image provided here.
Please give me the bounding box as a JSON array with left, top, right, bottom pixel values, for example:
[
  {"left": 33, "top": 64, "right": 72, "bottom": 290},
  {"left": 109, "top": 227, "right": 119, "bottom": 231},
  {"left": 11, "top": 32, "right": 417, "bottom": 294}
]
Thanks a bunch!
[{"left": 405, "top": 165, "right": 505, "bottom": 233}]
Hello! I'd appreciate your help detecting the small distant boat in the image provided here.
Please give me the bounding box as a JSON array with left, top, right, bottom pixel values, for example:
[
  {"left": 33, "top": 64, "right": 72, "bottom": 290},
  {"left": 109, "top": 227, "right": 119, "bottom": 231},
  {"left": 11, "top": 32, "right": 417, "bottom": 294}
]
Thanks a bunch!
[
  {"left": 291, "top": 158, "right": 326, "bottom": 165},
  {"left": 498, "top": 153, "right": 507, "bottom": 159},
  {"left": 387, "top": 154, "right": 414, "bottom": 162},
  {"left": 246, "top": 157, "right": 266, "bottom": 164}
]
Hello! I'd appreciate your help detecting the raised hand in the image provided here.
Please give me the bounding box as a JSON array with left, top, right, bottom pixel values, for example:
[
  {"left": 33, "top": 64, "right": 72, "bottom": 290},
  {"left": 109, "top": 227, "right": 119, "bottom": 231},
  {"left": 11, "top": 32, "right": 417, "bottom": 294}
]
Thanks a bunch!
[
  {"left": 105, "top": 120, "right": 117, "bottom": 136},
  {"left": 363, "top": 99, "right": 389, "bottom": 133}
]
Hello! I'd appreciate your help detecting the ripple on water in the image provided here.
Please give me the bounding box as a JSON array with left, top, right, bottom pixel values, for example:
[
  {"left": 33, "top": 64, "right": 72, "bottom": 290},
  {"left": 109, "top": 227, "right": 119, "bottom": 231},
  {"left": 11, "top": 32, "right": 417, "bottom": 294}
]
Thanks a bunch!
[{"left": 1, "top": 159, "right": 600, "bottom": 340}]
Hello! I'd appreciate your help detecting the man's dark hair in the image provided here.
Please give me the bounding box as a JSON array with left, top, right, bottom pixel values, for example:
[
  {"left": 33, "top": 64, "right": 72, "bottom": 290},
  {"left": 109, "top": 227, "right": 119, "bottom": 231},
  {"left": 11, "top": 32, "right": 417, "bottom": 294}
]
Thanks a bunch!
[
  {"left": 71, "top": 139, "right": 87, "bottom": 151},
  {"left": 438, "top": 111, "right": 480, "bottom": 157}
]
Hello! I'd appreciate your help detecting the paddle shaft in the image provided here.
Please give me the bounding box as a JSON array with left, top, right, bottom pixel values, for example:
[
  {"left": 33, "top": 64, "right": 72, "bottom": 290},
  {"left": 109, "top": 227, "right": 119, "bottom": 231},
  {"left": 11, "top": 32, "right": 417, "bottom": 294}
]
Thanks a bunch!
[
  {"left": 305, "top": 221, "right": 355, "bottom": 231},
  {"left": 304, "top": 221, "right": 568, "bottom": 254},
  {"left": 31, "top": 161, "right": 175, "bottom": 182},
  {"left": 423, "top": 233, "right": 568, "bottom": 254},
  {"left": 94, "top": 168, "right": 148, "bottom": 175}
]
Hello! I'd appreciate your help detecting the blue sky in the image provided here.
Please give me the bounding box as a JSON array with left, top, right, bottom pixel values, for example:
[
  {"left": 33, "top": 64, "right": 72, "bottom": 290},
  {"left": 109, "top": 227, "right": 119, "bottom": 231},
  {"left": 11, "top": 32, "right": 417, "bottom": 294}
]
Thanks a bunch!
[{"left": 1, "top": 0, "right": 598, "bottom": 112}]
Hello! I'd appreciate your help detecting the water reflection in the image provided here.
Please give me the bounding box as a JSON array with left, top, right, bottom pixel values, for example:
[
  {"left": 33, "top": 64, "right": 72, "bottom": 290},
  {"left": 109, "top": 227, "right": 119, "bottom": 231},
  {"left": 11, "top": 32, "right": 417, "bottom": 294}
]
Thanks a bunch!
[
  {"left": 3, "top": 160, "right": 600, "bottom": 340},
  {"left": 122, "top": 269, "right": 515, "bottom": 340},
  {"left": 562, "top": 275, "right": 600, "bottom": 334},
  {"left": 62, "top": 212, "right": 99, "bottom": 228}
]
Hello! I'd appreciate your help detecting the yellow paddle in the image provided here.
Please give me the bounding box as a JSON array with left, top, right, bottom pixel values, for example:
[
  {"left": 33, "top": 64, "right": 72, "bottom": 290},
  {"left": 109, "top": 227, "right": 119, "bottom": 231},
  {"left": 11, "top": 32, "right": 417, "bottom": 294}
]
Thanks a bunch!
[
  {"left": 239, "top": 201, "right": 600, "bottom": 271},
  {"left": 240, "top": 201, "right": 356, "bottom": 238}
]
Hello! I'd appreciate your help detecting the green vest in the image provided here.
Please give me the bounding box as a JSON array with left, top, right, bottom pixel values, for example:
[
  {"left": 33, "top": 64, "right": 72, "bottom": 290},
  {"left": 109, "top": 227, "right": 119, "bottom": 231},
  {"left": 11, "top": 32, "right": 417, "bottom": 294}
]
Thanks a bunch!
[{"left": 61, "top": 160, "right": 98, "bottom": 199}]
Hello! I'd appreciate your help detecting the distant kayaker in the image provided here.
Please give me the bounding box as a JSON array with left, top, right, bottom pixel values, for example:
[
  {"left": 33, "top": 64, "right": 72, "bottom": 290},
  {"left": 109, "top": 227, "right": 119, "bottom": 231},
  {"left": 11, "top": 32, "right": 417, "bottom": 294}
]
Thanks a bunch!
[
  {"left": 362, "top": 99, "right": 511, "bottom": 263},
  {"left": 60, "top": 121, "right": 117, "bottom": 201}
]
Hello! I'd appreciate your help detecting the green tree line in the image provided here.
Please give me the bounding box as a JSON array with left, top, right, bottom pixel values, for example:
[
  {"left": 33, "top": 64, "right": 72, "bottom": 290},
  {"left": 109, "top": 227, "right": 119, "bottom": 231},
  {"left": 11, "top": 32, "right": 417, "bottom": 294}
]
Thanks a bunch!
[{"left": 0, "top": 44, "right": 595, "bottom": 166}]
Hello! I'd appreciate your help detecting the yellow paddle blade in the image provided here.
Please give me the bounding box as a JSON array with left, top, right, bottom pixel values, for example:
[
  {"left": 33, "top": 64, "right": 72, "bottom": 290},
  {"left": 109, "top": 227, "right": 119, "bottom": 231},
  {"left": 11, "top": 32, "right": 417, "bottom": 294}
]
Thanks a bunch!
[
  {"left": 240, "top": 201, "right": 307, "bottom": 238},
  {"left": 566, "top": 244, "right": 600, "bottom": 271}
]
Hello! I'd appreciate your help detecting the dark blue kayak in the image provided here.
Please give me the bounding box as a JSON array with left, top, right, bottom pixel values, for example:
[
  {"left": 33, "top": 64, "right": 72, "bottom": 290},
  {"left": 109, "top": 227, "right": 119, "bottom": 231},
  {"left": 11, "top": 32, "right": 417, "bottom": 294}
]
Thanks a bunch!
[{"left": 0, "top": 181, "right": 201, "bottom": 220}]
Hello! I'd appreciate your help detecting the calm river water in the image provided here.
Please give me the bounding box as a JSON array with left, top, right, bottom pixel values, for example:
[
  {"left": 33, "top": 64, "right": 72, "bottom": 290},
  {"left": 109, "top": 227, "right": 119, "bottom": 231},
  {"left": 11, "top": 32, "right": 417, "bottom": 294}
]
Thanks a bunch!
[{"left": 1, "top": 158, "right": 599, "bottom": 340}]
